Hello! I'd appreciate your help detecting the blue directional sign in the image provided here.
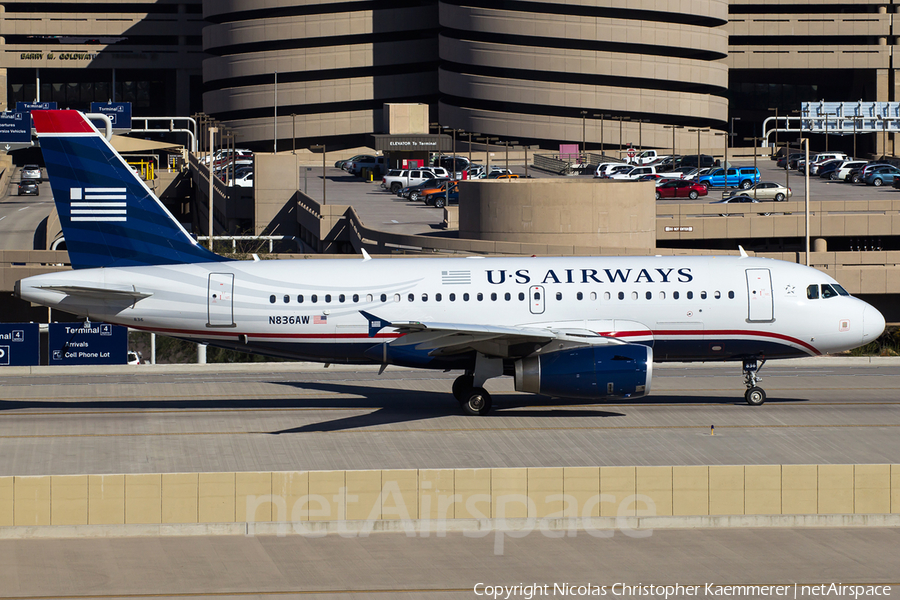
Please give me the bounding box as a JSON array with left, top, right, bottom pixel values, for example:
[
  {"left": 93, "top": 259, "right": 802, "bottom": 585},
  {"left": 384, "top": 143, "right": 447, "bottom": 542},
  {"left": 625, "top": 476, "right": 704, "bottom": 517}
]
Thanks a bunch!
[
  {"left": 0, "top": 323, "right": 40, "bottom": 367},
  {"left": 49, "top": 322, "right": 127, "bottom": 365},
  {"left": 0, "top": 112, "right": 33, "bottom": 144},
  {"left": 16, "top": 101, "right": 57, "bottom": 112},
  {"left": 90, "top": 102, "right": 132, "bottom": 129}
]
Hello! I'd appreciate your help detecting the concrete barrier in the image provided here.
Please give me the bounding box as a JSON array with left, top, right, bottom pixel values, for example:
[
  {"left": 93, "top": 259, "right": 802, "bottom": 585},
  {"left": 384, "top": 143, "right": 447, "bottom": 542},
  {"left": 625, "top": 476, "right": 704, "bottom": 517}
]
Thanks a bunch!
[{"left": 1, "top": 464, "right": 898, "bottom": 534}]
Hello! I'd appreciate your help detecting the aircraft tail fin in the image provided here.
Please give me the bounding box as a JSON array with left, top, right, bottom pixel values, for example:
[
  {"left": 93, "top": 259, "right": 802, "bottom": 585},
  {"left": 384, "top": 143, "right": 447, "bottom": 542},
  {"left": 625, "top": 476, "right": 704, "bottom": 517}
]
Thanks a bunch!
[{"left": 31, "top": 110, "right": 228, "bottom": 269}]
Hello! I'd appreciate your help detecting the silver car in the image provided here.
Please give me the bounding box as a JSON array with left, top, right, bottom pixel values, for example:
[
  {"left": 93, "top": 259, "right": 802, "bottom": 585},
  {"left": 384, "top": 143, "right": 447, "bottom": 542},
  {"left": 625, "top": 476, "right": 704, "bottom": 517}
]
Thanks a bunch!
[
  {"left": 21, "top": 164, "right": 42, "bottom": 183},
  {"left": 722, "top": 181, "right": 792, "bottom": 202}
]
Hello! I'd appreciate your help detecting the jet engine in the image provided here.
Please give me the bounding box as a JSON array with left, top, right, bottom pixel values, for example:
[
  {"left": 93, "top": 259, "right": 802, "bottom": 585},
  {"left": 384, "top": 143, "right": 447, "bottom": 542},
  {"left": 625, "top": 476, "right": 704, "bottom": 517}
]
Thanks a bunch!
[{"left": 514, "top": 344, "right": 652, "bottom": 400}]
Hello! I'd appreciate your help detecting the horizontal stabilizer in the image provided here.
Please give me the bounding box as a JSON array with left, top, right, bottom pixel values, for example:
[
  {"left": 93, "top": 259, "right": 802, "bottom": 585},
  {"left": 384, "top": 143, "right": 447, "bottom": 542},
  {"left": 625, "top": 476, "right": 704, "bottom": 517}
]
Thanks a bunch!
[{"left": 37, "top": 284, "right": 152, "bottom": 301}]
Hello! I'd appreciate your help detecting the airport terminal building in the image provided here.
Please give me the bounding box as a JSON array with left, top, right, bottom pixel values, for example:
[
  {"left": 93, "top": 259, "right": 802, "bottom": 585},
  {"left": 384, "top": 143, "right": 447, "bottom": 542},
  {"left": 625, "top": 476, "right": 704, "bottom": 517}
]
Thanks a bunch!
[{"left": 1, "top": 1, "right": 899, "bottom": 154}]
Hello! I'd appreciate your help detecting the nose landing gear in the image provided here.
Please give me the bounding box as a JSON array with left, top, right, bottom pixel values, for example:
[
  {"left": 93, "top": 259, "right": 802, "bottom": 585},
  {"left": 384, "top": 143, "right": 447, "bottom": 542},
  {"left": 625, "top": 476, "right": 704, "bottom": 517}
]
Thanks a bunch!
[{"left": 742, "top": 358, "right": 767, "bottom": 406}]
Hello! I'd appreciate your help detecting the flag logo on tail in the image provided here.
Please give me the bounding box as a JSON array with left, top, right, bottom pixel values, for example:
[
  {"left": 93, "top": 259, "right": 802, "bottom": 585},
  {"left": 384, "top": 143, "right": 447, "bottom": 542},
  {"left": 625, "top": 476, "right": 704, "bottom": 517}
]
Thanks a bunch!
[{"left": 70, "top": 187, "right": 127, "bottom": 222}]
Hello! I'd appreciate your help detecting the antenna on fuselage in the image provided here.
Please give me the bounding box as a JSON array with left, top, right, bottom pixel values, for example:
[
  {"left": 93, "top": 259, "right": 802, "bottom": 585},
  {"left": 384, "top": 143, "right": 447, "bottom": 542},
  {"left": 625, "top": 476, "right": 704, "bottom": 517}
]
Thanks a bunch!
[
  {"left": 361, "top": 249, "right": 372, "bottom": 261},
  {"left": 738, "top": 245, "right": 749, "bottom": 258}
]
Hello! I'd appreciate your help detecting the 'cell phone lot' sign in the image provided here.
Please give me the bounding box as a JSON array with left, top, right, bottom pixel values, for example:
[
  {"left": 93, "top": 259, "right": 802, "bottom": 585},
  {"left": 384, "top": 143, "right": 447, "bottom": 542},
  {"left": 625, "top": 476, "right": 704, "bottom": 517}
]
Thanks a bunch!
[{"left": 49, "top": 323, "right": 127, "bottom": 365}]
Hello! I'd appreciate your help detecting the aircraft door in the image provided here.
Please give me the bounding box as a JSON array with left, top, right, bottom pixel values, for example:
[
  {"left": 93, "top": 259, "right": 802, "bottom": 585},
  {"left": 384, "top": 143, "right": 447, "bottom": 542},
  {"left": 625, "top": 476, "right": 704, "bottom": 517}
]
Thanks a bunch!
[
  {"left": 208, "top": 273, "right": 235, "bottom": 327},
  {"left": 746, "top": 268, "right": 773, "bottom": 321},
  {"left": 529, "top": 285, "right": 545, "bottom": 314}
]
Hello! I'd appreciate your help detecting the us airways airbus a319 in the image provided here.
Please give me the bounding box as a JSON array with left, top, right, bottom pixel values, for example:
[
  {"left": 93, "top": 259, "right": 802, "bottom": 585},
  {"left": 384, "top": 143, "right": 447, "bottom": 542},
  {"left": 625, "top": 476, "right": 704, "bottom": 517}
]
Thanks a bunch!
[{"left": 16, "top": 110, "right": 886, "bottom": 414}]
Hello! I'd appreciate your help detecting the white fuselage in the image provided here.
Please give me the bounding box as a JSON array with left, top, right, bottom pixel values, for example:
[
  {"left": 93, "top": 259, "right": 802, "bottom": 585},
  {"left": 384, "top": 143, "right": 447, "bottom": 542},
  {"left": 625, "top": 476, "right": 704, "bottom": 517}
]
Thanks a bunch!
[{"left": 18, "top": 255, "right": 884, "bottom": 367}]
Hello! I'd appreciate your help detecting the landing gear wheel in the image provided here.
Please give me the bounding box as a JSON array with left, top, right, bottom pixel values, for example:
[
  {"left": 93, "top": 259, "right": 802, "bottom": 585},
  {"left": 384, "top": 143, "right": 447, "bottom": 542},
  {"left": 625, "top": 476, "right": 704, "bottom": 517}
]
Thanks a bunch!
[
  {"left": 462, "top": 387, "right": 492, "bottom": 416},
  {"left": 745, "top": 387, "right": 766, "bottom": 406},
  {"left": 452, "top": 375, "right": 474, "bottom": 401}
]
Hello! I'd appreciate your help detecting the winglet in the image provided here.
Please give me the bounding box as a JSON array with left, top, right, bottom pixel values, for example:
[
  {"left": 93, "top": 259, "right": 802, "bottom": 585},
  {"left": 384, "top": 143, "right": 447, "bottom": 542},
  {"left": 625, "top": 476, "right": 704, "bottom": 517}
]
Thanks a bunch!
[
  {"left": 738, "top": 245, "right": 749, "bottom": 258},
  {"left": 360, "top": 310, "right": 391, "bottom": 337},
  {"left": 361, "top": 248, "right": 372, "bottom": 261}
]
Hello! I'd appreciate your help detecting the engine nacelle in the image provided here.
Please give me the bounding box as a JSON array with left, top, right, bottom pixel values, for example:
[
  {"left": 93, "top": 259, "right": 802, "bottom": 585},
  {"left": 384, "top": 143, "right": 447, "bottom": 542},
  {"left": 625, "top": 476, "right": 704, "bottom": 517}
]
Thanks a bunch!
[{"left": 514, "top": 344, "right": 652, "bottom": 400}]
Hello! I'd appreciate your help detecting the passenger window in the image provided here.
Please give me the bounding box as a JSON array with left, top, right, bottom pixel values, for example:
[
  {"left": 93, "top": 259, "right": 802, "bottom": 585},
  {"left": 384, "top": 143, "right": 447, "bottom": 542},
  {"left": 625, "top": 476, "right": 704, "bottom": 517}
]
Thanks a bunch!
[
  {"left": 533, "top": 292, "right": 540, "bottom": 300},
  {"left": 477, "top": 293, "right": 483, "bottom": 301},
  {"left": 714, "top": 291, "right": 721, "bottom": 299},
  {"left": 464, "top": 293, "right": 470, "bottom": 301},
  {"left": 393, "top": 294, "right": 400, "bottom": 302},
  {"left": 659, "top": 291, "right": 666, "bottom": 300},
  {"left": 556, "top": 292, "right": 562, "bottom": 301},
  {"left": 504, "top": 292, "right": 511, "bottom": 301},
  {"left": 687, "top": 291, "right": 693, "bottom": 300},
  {"left": 436, "top": 293, "right": 442, "bottom": 302},
  {"left": 353, "top": 294, "right": 359, "bottom": 303},
  {"left": 449, "top": 293, "right": 456, "bottom": 301},
  {"left": 645, "top": 291, "right": 652, "bottom": 300},
  {"left": 325, "top": 294, "right": 332, "bottom": 303},
  {"left": 380, "top": 294, "right": 387, "bottom": 302},
  {"left": 269, "top": 295, "right": 276, "bottom": 304},
  {"left": 366, "top": 294, "right": 373, "bottom": 302},
  {"left": 422, "top": 293, "right": 428, "bottom": 302},
  {"left": 283, "top": 295, "right": 290, "bottom": 303},
  {"left": 490, "top": 293, "right": 497, "bottom": 301},
  {"left": 577, "top": 292, "right": 583, "bottom": 301},
  {"left": 408, "top": 293, "right": 415, "bottom": 302},
  {"left": 604, "top": 292, "right": 611, "bottom": 301},
  {"left": 618, "top": 292, "right": 624, "bottom": 300},
  {"left": 312, "top": 294, "right": 318, "bottom": 303},
  {"left": 822, "top": 284, "right": 838, "bottom": 299},
  {"left": 631, "top": 292, "right": 638, "bottom": 300},
  {"left": 807, "top": 285, "right": 819, "bottom": 299},
  {"left": 700, "top": 291, "right": 707, "bottom": 300},
  {"left": 339, "top": 294, "right": 345, "bottom": 303},
  {"left": 590, "top": 292, "right": 597, "bottom": 301},
  {"left": 298, "top": 295, "right": 304, "bottom": 303},
  {"left": 518, "top": 292, "right": 525, "bottom": 301},
  {"left": 728, "top": 291, "right": 734, "bottom": 299}
]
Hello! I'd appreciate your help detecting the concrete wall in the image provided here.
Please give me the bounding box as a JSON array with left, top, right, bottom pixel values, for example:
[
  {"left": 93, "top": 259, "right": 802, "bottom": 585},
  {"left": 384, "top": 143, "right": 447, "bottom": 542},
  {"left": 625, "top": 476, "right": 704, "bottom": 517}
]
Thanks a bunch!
[
  {"left": 2, "top": 465, "right": 897, "bottom": 527},
  {"left": 458, "top": 179, "right": 656, "bottom": 250}
]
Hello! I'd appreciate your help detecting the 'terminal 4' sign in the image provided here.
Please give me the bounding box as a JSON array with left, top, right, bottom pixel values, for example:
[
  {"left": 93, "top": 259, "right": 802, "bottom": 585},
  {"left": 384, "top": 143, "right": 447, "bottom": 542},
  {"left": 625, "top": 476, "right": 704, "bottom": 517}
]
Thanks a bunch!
[
  {"left": 49, "top": 322, "right": 127, "bottom": 365},
  {"left": 0, "top": 323, "right": 40, "bottom": 367}
]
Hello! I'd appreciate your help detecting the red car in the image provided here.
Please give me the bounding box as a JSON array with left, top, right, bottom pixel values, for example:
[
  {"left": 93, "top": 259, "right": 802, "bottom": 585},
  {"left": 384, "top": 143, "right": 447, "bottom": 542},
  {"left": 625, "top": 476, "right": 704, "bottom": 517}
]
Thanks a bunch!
[{"left": 655, "top": 179, "right": 708, "bottom": 200}]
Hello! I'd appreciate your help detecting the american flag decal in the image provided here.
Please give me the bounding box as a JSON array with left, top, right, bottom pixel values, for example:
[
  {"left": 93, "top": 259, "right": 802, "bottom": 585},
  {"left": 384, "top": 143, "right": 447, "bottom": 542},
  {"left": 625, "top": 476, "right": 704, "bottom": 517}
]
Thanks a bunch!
[
  {"left": 70, "top": 187, "right": 127, "bottom": 222},
  {"left": 442, "top": 270, "right": 470, "bottom": 285},
  {"left": 313, "top": 315, "right": 327, "bottom": 324}
]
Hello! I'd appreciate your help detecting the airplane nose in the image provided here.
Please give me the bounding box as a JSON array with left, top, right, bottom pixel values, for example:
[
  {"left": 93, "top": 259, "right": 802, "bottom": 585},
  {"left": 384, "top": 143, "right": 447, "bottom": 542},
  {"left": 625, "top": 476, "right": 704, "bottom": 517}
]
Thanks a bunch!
[{"left": 863, "top": 304, "right": 886, "bottom": 343}]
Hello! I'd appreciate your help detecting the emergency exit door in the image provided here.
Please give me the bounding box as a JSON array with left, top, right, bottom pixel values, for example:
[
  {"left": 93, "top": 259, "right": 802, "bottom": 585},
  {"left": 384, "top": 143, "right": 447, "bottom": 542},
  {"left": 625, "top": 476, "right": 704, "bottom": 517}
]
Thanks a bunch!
[{"left": 529, "top": 285, "right": 545, "bottom": 315}]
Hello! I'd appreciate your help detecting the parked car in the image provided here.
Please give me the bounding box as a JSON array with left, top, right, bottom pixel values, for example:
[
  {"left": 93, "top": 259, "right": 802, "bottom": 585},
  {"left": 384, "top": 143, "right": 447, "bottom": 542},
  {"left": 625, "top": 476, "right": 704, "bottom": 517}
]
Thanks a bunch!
[
  {"left": 864, "top": 165, "right": 900, "bottom": 186},
  {"left": 807, "top": 153, "right": 849, "bottom": 174},
  {"left": 812, "top": 159, "right": 843, "bottom": 177},
  {"left": 422, "top": 180, "right": 459, "bottom": 205},
  {"left": 401, "top": 177, "right": 451, "bottom": 201},
  {"left": 20, "top": 164, "right": 42, "bottom": 183},
  {"left": 335, "top": 154, "right": 369, "bottom": 170},
  {"left": 226, "top": 170, "right": 253, "bottom": 188},
  {"left": 723, "top": 181, "right": 792, "bottom": 202},
  {"left": 596, "top": 164, "right": 632, "bottom": 178},
  {"left": 831, "top": 160, "right": 867, "bottom": 181},
  {"left": 777, "top": 153, "right": 804, "bottom": 169},
  {"left": 486, "top": 169, "right": 515, "bottom": 178},
  {"left": 383, "top": 168, "right": 449, "bottom": 193},
  {"left": 697, "top": 167, "right": 760, "bottom": 190},
  {"left": 426, "top": 182, "right": 460, "bottom": 208},
  {"left": 17, "top": 181, "right": 39, "bottom": 196},
  {"left": 655, "top": 179, "right": 708, "bottom": 200},
  {"left": 436, "top": 155, "right": 470, "bottom": 178},
  {"left": 710, "top": 195, "right": 760, "bottom": 216},
  {"left": 594, "top": 162, "right": 629, "bottom": 178},
  {"left": 677, "top": 154, "right": 716, "bottom": 169},
  {"left": 609, "top": 165, "right": 661, "bottom": 180},
  {"left": 852, "top": 163, "right": 894, "bottom": 184},
  {"left": 629, "top": 149, "right": 669, "bottom": 165},
  {"left": 346, "top": 155, "right": 386, "bottom": 176}
]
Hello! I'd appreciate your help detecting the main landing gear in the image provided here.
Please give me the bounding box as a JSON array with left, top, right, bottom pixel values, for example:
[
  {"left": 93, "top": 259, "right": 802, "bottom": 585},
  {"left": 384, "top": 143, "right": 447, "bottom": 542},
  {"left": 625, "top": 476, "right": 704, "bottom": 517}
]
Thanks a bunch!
[
  {"left": 742, "top": 358, "right": 767, "bottom": 406},
  {"left": 453, "top": 373, "right": 493, "bottom": 416}
]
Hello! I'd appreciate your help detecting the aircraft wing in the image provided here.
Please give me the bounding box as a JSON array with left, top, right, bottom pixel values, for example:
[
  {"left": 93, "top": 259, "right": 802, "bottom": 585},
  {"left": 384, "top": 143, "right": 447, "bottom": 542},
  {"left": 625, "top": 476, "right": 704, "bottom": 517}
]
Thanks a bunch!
[
  {"left": 36, "top": 284, "right": 153, "bottom": 301},
  {"left": 360, "top": 311, "right": 625, "bottom": 358}
]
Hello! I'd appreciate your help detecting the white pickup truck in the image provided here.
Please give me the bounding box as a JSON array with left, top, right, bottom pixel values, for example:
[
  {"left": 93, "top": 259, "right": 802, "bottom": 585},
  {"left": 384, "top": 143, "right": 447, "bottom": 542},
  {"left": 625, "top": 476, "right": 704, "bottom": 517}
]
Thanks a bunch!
[
  {"left": 609, "top": 165, "right": 662, "bottom": 180},
  {"left": 629, "top": 150, "right": 670, "bottom": 165},
  {"left": 382, "top": 168, "right": 450, "bottom": 193}
]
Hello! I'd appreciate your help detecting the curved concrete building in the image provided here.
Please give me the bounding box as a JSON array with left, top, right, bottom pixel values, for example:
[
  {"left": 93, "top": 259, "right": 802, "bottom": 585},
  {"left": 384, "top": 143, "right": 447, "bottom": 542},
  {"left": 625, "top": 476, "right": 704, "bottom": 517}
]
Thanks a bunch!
[
  {"left": 202, "top": 1, "right": 440, "bottom": 150},
  {"left": 438, "top": 0, "right": 730, "bottom": 152}
]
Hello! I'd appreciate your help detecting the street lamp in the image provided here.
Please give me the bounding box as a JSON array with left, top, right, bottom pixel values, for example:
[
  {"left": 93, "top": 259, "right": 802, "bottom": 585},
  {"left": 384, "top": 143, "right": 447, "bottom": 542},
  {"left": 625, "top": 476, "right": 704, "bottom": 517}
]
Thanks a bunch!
[
  {"left": 634, "top": 119, "right": 647, "bottom": 153},
  {"left": 663, "top": 125, "right": 684, "bottom": 159},
  {"left": 476, "top": 136, "right": 499, "bottom": 173},
  {"left": 467, "top": 132, "right": 480, "bottom": 165},
  {"left": 614, "top": 116, "right": 630, "bottom": 159},
  {"left": 518, "top": 145, "right": 539, "bottom": 178},
  {"left": 310, "top": 144, "right": 326, "bottom": 205},
  {"left": 580, "top": 110, "right": 588, "bottom": 160},
  {"left": 743, "top": 136, "right": 760, "bottom": 199},
  {"left": 443, "top": 127, "right": 463, "bottom": 177},
  {"left": 688, "top": 127, "right": 710, "bottom": 173},
  {"left": 799, "top": 137, "right": 810, "bottom": 265},
  {"left": 593, "top": 113, "right": 610, "bottom": 156},
  {"left": 291, "top": 113, "right": 296, "bottom": 154},
  {"left": 730, "top": 117, "right": 740, "bottom": 150},
  {"left": 500, "top": 139, "right": 519, "bottom": 178}
]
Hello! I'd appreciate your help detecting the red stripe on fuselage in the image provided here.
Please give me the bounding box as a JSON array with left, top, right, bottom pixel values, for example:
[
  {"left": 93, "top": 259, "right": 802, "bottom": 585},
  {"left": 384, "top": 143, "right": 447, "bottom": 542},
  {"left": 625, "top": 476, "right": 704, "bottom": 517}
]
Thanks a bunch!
[
  {"left": 31, "top": 110, "right": 95, "bottom": 135},
  {"left": 604, "top": 328, "right": 820, "bottom": 355}
]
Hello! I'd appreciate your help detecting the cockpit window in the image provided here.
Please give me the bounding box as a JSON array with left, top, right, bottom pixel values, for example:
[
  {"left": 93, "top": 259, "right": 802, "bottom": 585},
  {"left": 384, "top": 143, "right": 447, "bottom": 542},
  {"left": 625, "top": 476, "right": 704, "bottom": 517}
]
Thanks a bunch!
[
  {"left": 833, "top": 284, "right": 850, "bottom": 296},
  {"left": 807, "top": 285, "right": 819, "bottom": 300},
  {"left": 821, "top": 284, "right": 839, "bottom": 299}
]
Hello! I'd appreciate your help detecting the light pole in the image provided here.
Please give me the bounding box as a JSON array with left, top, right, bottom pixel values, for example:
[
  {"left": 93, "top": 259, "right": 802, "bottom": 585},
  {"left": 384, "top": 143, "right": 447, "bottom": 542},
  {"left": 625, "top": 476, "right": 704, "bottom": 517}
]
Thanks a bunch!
[
  {"left": 743, "top": 136, "right": 760, "bottom": 199},
  {"left": 519, "top": 145, "right": 538, "bottom": 178},
  {"left": 688, "top": 127, "right": 710, "bottom": 172},
  {"left": 208, "top": 125, "right": 218, "bottom": 249},
  {"left": 311, "top": 144, "right": 326, "bottom": 205},
  {"left": 730, "top": 117, "right": 740, "bottom": 151},
  {"left": 291, "top": 113, "right": 296, "bottom": 154},
  {"left": 580, "top": 110, "right": 588, "bottom": 161},
  {"left": 663, "top": 125, "right": 683, "bottom": 159},
  {"left": 715, "top": 132, "right": 726, "bottom": 173},
  {"left": 443, "top": 126, "right": 462, "bottom": 177},
  {"left": 467, "top": 132, "right": 479, "bottom": 166},
  {"left": 635, "top": 119, "right": 646, "bottom": 153},
  {"left": 614, "top": 116, "right": 630, "bottom": 159},
  {"left": 273, "top": 71, "right": 277, "bottom": 153},
  {"left": 476, "top": 136, "right": 499, "bottom": 173},
  {"left": 594, "top": 113, "right": 610, "bottom": 157},
  {"left": 501, "top": 140, "right": 518, "bottom": 178},
  {"left": 800, "top": 137, "right": 810, "bottom": 265}
]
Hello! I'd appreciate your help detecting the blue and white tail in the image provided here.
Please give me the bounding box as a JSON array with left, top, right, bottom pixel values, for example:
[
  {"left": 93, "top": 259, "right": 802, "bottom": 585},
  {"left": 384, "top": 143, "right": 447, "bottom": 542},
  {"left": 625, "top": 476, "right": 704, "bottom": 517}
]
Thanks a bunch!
[{"left": 32, "top": 109, "right": 227, "bottom": 270}]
